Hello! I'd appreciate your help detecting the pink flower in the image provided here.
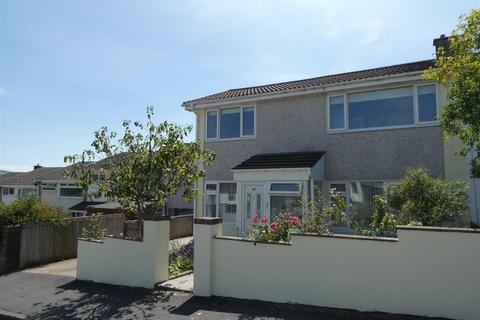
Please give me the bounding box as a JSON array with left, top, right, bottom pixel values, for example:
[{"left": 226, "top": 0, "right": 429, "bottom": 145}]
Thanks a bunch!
[
  {"left": 288, "top": 215, "right": 301, "bottom": 226},
  {"left": 252, "top": 215, "right": 259, "bottom": 223},
  {"left": 270, "top": 222, "right": 278, "bottom": 230},
  {"left": 260, "top": 217, "right": 268, "bottom": 223}
]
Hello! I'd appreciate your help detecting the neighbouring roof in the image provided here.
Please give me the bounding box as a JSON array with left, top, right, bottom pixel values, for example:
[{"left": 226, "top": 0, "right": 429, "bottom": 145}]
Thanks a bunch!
[
  {"left": 183, "top": 59, "right": 435, "bottom": 107},
  {"left": 88, "top": 202, "right": 121, "bottom": 210},
  {"left": 232, "top": 151, "right": 325, "bottom": 170},
  {"left": 0, "top": 167, "right": 67, "bottom": 186},
  {"left": 68, "top": 201, "right": 106, "bottom": 212}
]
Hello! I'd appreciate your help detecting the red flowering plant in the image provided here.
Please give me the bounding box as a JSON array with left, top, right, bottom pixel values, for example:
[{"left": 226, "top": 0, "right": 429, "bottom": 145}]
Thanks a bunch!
[{"left": 248, "top": 212, "right": 302, "bottom": 243}]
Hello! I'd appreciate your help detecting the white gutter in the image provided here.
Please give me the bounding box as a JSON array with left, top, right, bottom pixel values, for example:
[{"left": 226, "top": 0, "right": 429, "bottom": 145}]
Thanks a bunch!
[{"left": 182, "top": 71, "right": 425, "bottom": 111}]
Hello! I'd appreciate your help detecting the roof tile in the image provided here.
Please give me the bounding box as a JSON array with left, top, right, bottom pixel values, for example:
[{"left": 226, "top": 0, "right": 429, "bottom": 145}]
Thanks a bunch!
[{"left": 184, "top": 59, "right": 435, "bottom": 106}]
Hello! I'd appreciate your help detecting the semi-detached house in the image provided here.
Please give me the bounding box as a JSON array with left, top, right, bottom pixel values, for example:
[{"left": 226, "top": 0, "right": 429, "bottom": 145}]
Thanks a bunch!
[{"left": 182, "top": 35, "right": 478, "bottom": 236}]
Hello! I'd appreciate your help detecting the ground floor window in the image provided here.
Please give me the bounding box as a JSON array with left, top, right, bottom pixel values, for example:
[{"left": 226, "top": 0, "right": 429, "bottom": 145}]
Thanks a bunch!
[
  {"left": 2, "top": 187, "right": 14, "bottom": 195},
  {"left": 219, "top": 183, "right": 237, "bottom": 224},
  {"left": 204, "top": 182, "right": 237, "bottom": 222},
  {"left": 270, "top": 195, "right": 302, "bottom": 219},
  {"left": 19, "top": 188, "right": 37, "bottom": 198},
  {"left": 329, "top": 181, "right": 387, "bottom": 229},
  {"left": 71, "top": 211, "right": 85, "bottom": 217}
]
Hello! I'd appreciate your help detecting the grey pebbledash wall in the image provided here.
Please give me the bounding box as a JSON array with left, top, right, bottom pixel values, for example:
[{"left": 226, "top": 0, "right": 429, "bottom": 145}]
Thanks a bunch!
[{"left": 204, "top": 92, "right": 444, "bottom": 181}]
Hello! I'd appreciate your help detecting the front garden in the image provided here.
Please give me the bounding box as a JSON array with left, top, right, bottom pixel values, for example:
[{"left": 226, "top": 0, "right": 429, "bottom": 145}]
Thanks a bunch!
[{"left": 245, "top": 167, "right": 470, "bottom": 243}]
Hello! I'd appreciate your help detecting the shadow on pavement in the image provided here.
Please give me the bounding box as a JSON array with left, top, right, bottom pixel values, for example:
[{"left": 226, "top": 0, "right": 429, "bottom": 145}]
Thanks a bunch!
[
  {"left": 170, "top": 295, "right": 450, "bottom": 320},
  {"left": 29, "top": 280, "right": 176, "bottom": 320}
]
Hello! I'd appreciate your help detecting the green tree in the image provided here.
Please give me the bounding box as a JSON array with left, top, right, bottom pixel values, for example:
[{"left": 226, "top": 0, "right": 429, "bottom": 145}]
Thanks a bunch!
[
  {"left": 66, "top": 107, "right": 215, "bottom": 238},
  {"left": 384, "top": 167, "right": 469, "bottom": 226},
  {"left": 64, "top": 150, "right": 99, "bottom": 201},
  {"left": 424, "top": 9, "right": 480, "bottom": 177}
]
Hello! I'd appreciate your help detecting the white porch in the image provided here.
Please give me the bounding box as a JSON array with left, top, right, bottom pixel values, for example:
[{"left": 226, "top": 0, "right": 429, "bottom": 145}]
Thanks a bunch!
[{"left": 202, "top": 151, "right": 325, "bottom": 236}]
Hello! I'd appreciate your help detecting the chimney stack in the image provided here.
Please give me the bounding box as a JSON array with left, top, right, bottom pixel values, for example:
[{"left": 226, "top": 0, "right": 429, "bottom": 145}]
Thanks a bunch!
[
  {"left": 33, "top": 164, "right": 42, "bottom": 170},
  {"left": 433, "top": 34, "right": 451, "bottom": 57}
]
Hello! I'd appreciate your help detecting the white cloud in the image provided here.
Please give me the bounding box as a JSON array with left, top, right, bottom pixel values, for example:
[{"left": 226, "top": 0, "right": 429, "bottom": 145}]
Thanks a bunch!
[{"left": 0, "top": 164, "right": 32, "bottom": 172}]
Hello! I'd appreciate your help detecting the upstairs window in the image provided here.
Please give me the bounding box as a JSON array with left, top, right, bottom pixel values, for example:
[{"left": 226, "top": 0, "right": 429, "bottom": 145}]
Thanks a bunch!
[
  {"left": 42, "top": 183, "right": 57, "bottom": 191},
  {"left": 417, "top": 85, "right": 437, "bottom": 122},
  {"left": 242, "top": 107, "right": 255, "bottom": 136},
  {"left": 220, "top": 108, "right": 241, "bottom": 138},
  {"left": 206, "top": 106, "right": 255, "bottom": 140},
  {"left": 328, "top": 96, "right": 345, "bottom": 130},
  {"left": 328, "top": 84, "right": 438, "bottom": 132},
  {"left": 206, "top": 110, "right": 218, "bottom": 139},
  {"left": 60, "top": 186, "right": 83, "bottom": 197},
  {"left": 348, "top": 87, "right": 414, "bottom": 129}
]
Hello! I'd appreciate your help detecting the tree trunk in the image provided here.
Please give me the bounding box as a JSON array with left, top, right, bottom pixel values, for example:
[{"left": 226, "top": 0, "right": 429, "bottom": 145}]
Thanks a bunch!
[{"left": 136, "top": 203, "right": 144, "bottom": 240}]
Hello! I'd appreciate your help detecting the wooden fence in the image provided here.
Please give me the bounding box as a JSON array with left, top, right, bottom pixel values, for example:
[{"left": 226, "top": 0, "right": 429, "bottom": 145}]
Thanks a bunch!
[
  {"left": 123, "top": 214, "right": 193, "bottom": 239},
  {"left": 0, "top": 213, "right": 125, "bottom": 275}
]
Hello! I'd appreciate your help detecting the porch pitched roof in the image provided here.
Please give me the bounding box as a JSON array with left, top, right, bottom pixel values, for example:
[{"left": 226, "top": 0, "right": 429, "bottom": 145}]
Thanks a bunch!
[{"left": 232, "top": 151, "right": 325, "bottom": 170}]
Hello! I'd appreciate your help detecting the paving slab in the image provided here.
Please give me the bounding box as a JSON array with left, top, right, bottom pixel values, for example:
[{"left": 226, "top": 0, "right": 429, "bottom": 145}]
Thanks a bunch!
[{"left": 160, "top": 272, "right": 193, "bottom": 292}]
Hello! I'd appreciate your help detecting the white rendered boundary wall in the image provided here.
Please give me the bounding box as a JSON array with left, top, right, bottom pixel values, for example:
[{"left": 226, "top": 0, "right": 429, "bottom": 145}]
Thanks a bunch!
[
  {"left": 77, "top": 216, "right": 170, "bottom": 288},
  {"left": 194, "top": 218, "right": 480, "bottom": 320}
]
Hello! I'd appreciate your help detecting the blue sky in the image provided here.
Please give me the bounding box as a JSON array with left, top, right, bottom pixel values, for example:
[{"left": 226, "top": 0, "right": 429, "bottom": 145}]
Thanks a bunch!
[{"left": 0, "top": 0, "right": 478, "bottom": 171}]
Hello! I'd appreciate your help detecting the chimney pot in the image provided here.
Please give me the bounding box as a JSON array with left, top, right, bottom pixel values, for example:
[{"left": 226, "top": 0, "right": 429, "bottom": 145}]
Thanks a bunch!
[{"left": 34, "top": 164, "right": 42, "bottom": 170}]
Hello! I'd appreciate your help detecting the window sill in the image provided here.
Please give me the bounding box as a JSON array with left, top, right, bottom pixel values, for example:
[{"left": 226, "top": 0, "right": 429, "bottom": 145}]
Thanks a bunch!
[
  {"left": 326, "top": 122, "right": 439, "bottom": 134},
  {"left": 205, "top": 136, "right": 256, "bottom": 142}
]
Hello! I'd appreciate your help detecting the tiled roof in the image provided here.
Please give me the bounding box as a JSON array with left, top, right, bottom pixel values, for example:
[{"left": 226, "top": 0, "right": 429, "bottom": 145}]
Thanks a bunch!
[
  {"left": 183, "top": 59, "right": 435, "bottom": 106},
  {"left": 68, "top": 201, "right": 106, "bottom": 211},
  {"left": 0, "top": 167, "right": 67, "bottom": 185},
  {"left": 232, "top": 151, "right": 325, "bottom": 170}
]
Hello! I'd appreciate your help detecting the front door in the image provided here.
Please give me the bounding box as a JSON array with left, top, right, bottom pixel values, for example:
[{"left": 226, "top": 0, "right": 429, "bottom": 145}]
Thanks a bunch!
[{"left": 243, "top": 184, "right": 264, "bottom": 234}]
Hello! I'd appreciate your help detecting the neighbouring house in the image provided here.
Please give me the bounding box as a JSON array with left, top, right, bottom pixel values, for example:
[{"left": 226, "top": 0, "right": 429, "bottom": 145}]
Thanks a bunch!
[
  {"left": 182, "top": 35, "right": 478, "bottom": 236},
  {"left": 0, "top": 165, "right": 107, "bottom": 215},
  {"left": 0, "top": 164, "right": 193, "bottom": 217}
]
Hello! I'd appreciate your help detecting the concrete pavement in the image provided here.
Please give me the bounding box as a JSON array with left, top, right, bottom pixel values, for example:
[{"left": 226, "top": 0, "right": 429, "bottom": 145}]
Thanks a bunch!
[{"left": 0, "top": 260, "right": 449, "bottom": 320}]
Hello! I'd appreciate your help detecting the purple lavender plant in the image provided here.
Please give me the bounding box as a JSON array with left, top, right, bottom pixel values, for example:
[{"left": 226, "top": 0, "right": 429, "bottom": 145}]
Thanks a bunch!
[{"left": 169, "top": 240, "right": 194, "bottom": 262}]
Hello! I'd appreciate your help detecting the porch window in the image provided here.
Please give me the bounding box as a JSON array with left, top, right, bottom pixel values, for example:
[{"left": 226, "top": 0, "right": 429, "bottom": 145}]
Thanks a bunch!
[
  {"left": 204, "top": 182, "right": 238, "bottom": 221},
  {"left": 270, "top": 195, "right": 302, "bottom": 219},
  {"left": 205, "top": 194, "right": 217, "bottom": 217},
  {"left": 269, "top": 182, "right": 302, "bottom": 219},
  {"left": 270, "top": 183, "right": 300, "bottom": 193},
  {"left": 219, "top": 183, "right": 237, "bottom": 224}
]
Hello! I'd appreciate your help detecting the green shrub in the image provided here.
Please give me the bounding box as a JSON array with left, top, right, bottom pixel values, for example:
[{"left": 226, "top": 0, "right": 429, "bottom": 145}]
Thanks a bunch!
[
  {"left": 385, "top": 167, "right": 469, "bottom": 227},
  {"left": 81, "top": 213, "right": 106, "bottom": 240},
  {"left": 0, "top": 195, "right": 68, "bottom": 227},
  {"left": 302, "top": 188, "right": 348, "bottom": 235}
]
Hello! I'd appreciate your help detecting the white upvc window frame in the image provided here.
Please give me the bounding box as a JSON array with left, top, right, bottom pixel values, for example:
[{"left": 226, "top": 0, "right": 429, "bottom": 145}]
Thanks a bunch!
[
  {"left": 204, "top": 181, "right": 239, "bottom": 224},
  {"left": 414, "top": 83, "right": 440, "bottom": 125},
  {"left": 205, "top": 104, "right": 256, "bottom": 141},
  {"left": 327, "top": 94, "right": 348, "bottom": 132},
  {"left": 59, "top": 182, "right": 84, "bottom": 198},
  {"left": 327, "top": 83, "right": 439, "bottom": 133}
]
